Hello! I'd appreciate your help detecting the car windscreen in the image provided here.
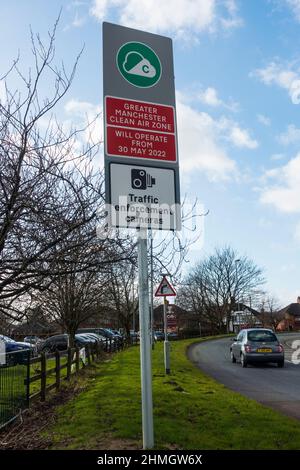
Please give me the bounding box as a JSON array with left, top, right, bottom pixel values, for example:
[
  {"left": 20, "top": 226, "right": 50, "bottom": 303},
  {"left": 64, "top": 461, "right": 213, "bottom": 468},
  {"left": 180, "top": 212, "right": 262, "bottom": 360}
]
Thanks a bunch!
[
  {"left": 247, "top": 331, "right": 277, "bottom": 342},
  {"left": 0, "top": 335, "right": 15, "bottom": 342}
]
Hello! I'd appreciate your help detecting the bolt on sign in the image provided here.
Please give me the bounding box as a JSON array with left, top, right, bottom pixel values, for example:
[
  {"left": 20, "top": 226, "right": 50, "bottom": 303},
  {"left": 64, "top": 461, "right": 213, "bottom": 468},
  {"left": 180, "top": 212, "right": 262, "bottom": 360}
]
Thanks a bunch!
[{"left": 103, "top": 22, "right": 181, "bottom": 231}]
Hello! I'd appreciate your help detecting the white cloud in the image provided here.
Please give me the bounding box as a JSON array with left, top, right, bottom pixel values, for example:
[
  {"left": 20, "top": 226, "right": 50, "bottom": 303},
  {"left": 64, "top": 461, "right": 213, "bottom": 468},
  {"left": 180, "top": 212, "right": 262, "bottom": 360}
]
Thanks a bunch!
[
  {"left": 260, "top": 153, "right": 300, "bottom": 213},
  {"left": 270, "top": 153, "right": 285, "bottom": 161},
  {"left": 252, "top": 61, "right": 300, "bottom": 104},
  {"left": 198, "top": 87, "right": 222, "bottom": 107},
  {"left": 295, "top": 221, "right": 300, "bottom": 243},
  {"left": 72, "top": 12, "right": 86, "bottom": 28},
  {"left": 278, "top": 124, "right": 300, "bottom": 145},
  {"left": 257, "top": 114, "right": 271, "bottom": 126},
  {"left": 294, "top": 222, "right": 300, "bottom": 243},
  {"left": 226, "top": 124, "right": 258, "bottom": 149},
  {"left": 90, "top": 0, "right": 242, "bottom": 39},
  {"left": 176, "top": 93, "right": 236, "bottom": 180},
  {"left": 285, "top": 0, "right": 300, "bottom": 21},
  {"left": 64, "top": 99, "right": 103, "bottom": 145},
  {"left": 189, "top": 86, "right": 239, "bottom": 111}
]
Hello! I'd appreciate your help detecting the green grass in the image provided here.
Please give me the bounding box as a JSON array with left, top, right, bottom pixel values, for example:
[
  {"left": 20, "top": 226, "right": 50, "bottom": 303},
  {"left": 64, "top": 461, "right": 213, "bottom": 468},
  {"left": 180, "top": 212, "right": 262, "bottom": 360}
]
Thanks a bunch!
[
  {"left": 30, "top": 355, "right": 70, "bottom": 395},
  {"left": 43, "top": 338, "right": 300, "bottom": 450}
]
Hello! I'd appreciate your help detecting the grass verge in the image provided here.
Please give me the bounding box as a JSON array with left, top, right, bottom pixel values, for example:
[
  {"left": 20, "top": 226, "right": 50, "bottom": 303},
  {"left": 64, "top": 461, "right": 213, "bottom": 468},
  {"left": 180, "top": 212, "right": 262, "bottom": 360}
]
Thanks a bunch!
[{"left": 43, "top": 337, "right": 300, "bottom": 450}]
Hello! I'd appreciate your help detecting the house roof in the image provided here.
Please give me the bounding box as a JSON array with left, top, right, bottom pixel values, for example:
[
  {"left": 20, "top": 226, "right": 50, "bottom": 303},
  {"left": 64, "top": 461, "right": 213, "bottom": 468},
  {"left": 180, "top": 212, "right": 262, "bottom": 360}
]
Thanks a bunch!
[
  {"left": 236, "top": 304, "right": 260, "bottom": 316},
  {"left": 278, "top": 303, "right": 300, "bottom": 318}
]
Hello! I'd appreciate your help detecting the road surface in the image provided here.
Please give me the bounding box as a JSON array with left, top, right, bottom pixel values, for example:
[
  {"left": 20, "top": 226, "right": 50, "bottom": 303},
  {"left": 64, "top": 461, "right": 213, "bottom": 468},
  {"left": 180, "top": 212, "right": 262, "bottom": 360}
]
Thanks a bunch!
[{"left": 188, "top": 333, "right": 300, "bottom": 420}]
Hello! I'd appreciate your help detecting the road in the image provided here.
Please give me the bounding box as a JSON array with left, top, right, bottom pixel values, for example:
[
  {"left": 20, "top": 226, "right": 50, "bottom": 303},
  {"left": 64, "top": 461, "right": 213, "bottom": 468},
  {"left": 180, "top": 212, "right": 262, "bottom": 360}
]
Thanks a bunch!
[{"left": 188, "top": 333, "right": 300, "bottom": 420}]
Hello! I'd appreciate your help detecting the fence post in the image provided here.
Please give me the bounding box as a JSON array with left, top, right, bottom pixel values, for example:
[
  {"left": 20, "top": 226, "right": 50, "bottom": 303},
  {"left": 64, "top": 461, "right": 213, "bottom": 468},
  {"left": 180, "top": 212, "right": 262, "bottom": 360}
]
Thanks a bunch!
[
  {"left": 76, "top": 347, "right": 80, "bottom": 373},
  {"left": 91, "top": 345, "right": 95, "bottom": 363},
  {"left": 55, "top": 350, "right": 60, "bottom": 391},
  {"left": 66, "top": 348, "right": 72, "bottom": 380},
  {"left": 41, "top": 353, "right": 47, "bottom": 402},
  {"left": 105, "top": 338, "right": 108, "bottom": 353},
  {"left": 86, "top": 345, "right": 91, "bottom": 366},
  {"left": 109, "top": 338, "right": 112, "bottom": 353},
  {"left": 26, "top": 350, "right": 30, "bottom": 407}
]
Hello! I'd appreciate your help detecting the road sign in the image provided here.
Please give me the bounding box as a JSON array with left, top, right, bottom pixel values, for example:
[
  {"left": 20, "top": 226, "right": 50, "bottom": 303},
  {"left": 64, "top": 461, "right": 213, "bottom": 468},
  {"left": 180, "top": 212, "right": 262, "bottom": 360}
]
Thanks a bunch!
[
  {"left": 102, "top": 22, "right": 181, "bottom": 450},
  {"left": 103, "top": 22, "right": 181, "bottom": 231},
  {"left": 155, "top": 275, "right": 176, "bottom": 297},
  {"left": 105, "top": 96, "right": 177, "bottom": 163},
  {"left": 109, "top": 163, "right": 178, "bottom": 230},
  {"left": 116, "top": 42, "right": 162, "bottom": 88}
]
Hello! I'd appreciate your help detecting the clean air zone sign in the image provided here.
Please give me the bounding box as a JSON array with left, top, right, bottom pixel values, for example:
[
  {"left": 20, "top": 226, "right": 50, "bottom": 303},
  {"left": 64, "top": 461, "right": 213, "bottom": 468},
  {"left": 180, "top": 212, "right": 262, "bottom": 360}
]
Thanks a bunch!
[
  {"left": 116, "top": 42, "right": 162, "bottom": 88},
  {"left": 103, "top": 22, "right": 181, "bottom": 231}
]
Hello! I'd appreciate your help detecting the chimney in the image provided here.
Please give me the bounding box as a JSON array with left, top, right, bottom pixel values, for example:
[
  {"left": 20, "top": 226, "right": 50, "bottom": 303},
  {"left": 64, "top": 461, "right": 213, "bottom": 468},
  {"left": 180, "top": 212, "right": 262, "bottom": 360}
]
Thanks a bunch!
[{"left": 297, "top": 296, "right": 300, "bottom": 304}]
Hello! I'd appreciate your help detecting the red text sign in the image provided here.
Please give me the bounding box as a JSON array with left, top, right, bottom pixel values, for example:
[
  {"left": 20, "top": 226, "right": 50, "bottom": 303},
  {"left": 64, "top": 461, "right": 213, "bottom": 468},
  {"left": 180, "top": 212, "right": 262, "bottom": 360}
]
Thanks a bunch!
[
  {"left": 105, "top": 96, "right": 177, "bottom": 163},
  {"left": 106, "top": 96, "right": 175, "bottom": 133},
  {"left": 106, "top": 127, "right": 176, "bottom": 162}
]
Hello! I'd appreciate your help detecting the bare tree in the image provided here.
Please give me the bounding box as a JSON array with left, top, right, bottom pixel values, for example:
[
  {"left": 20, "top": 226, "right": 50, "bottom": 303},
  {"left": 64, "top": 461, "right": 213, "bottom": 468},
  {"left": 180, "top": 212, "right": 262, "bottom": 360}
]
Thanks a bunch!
[
  {"left": 105, "top": 259, "right": 138, "bottom": 338},
  {"left": 258, "top": 295, "right": 284, "bottom": 330},
  {"left": 177, "top": 246, "right": 265, "bottom": 333},
  {"left": 0, "top": 18, "right": 107, "bottom": 321}
]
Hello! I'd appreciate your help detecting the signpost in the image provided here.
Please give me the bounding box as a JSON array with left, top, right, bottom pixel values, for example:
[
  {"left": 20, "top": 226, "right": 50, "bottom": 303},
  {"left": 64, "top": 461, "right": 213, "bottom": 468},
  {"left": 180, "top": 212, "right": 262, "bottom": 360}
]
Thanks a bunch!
[
  {"left": 155, "top": 275, "right": 176, "bottom": 375},
  {"left": 103, "top": 22, "right": 180, "bottom": 449},
  {"left": 103, "top": 22, "right": 180, "bottom": 231}
]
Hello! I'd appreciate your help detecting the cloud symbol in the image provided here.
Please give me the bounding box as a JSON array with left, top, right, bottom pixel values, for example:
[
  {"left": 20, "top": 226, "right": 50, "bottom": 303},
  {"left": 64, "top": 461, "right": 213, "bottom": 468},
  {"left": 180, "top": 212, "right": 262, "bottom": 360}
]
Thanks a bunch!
[{"left": 123, "top": 51, "right": 156, "bottom": 78}]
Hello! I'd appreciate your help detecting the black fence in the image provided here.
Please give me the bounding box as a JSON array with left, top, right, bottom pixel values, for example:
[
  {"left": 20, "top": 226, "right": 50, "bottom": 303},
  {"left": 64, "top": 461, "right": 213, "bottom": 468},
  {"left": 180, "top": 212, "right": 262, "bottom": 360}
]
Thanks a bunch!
[
  {"left": 0, "top": 337, "right": 130, "bottom": 431},
  {"left": 0, "top": 350, "right": 29, "bottom": 430}
]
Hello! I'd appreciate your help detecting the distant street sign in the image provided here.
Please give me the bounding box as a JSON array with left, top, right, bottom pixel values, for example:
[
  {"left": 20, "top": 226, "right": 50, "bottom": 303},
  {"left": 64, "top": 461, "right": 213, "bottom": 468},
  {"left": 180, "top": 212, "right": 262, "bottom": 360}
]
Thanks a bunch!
[
  {"left": 155, "top": 275, "right": 176, "bottom": 297},
  {"left": 103, "top": 22, "right": 181, "bottom": 231}
]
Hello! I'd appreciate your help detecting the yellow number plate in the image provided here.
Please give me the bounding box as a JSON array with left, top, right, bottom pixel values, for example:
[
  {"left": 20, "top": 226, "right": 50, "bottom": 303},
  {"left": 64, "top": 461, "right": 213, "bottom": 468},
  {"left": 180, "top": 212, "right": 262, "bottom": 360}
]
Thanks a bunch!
[{"left": 257, "top": 348, "right": 272, "bottom": 353}]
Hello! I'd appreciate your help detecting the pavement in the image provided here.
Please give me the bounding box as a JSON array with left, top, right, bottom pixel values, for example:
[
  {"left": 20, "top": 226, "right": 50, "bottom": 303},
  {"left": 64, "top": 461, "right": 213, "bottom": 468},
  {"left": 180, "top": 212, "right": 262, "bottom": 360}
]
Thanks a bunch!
[{"left": 188, "top": 333, "right": 300, "bottom": 420}]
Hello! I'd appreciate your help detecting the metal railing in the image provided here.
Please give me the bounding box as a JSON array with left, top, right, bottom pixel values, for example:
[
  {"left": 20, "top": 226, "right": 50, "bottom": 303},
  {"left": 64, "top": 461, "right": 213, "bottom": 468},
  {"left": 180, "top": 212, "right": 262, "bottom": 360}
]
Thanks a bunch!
[
  {"left": 0, "top": 337, "right": 130, "bottom": 430},
  {"left": 0, "top": 350, "right": 30, "bottom": 430}
]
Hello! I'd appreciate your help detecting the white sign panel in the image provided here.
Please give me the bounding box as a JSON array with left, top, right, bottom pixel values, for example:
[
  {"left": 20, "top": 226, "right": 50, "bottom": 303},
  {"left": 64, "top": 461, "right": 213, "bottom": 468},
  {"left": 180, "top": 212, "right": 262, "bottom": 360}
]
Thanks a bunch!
[{"left": 109, "top": 163, "right": 178, "bottom": 230}]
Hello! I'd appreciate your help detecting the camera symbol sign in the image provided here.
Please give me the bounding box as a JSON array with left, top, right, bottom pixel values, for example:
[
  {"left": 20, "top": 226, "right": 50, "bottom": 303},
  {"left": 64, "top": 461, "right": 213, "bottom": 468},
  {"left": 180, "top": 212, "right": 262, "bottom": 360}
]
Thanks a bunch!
[
  {"left": 131, "top": 169, "right": 156, "bottom": 189},
  {"left": 109, "top": 163, "right": 178, "bottom": 230}
]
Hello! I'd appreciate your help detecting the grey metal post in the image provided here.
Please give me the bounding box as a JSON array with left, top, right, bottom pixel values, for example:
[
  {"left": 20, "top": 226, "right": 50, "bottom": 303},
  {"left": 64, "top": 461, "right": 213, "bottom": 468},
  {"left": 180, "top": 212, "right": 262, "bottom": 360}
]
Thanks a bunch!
[
  {"left": 163, "top": 297, "right": 170, "bottom": 374},
  {"left": 132, "top": 270, "right": 136, "bottom": 333},
  {"left": 138, "top": 228, "right": 154, "bottom": 449},
  {"left": 150, "top": 231, "right": 154, "bottom": 350},
  {"left": 235, "top": 259, "right": 240, "bottom": 331}
]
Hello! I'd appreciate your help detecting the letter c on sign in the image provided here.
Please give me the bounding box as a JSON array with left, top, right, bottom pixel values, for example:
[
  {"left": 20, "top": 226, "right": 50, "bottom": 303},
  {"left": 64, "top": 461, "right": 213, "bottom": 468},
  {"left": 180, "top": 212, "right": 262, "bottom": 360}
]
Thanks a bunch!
[{"left": 142, "top": 64, "right": 149, "bottom": 74}]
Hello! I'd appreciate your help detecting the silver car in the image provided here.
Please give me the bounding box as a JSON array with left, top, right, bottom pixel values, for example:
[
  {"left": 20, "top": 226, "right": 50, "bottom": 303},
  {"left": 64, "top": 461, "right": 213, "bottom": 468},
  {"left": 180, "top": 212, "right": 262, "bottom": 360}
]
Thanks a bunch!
[{"left": 230, "top": 328, "right": 284, "bottom": 368}]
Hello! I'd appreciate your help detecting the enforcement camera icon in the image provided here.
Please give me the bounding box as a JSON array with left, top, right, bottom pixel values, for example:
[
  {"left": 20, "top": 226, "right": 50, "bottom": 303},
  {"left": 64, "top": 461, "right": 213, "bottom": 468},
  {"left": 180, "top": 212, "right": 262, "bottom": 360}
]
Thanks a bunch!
[{"left": 131, "top": 169, "right": 156, "bottom": 190}]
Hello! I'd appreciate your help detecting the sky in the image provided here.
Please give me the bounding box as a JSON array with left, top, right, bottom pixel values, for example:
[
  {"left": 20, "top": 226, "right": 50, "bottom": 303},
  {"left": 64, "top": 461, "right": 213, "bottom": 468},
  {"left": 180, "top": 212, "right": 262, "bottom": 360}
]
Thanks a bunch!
[{"left": 1, "top": 0, "right": 300, "bottom": 306}]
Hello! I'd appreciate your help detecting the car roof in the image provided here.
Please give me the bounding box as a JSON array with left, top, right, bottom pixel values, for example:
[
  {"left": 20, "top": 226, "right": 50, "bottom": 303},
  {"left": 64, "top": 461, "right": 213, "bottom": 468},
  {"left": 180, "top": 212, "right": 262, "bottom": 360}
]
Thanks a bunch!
[
  {"left": 243, "top": 328, "right": 274, "bottom": 332},
  {"left": 47, "top": 334, "right": 68, "bottom": 340}
]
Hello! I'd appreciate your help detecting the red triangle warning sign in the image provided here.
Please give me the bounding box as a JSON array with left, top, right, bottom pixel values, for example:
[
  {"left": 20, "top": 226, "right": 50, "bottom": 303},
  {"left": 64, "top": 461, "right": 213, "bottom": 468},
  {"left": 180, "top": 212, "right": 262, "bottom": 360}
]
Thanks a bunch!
[{"left": 155, "top": 276, "right": 176, "bottom": 297}]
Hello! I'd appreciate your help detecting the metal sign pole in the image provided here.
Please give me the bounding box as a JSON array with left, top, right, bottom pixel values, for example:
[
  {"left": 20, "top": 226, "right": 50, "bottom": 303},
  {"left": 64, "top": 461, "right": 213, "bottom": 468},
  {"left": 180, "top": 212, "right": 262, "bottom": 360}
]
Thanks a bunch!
[
  {"left": 163, "top": 297, "right": 170, "bottom": 374},
  {"left": 150, "top": 231, "right": 155, "bottom": 350},
  {"left": 138, "top": 228, "right": 154, "bottom": 449}
]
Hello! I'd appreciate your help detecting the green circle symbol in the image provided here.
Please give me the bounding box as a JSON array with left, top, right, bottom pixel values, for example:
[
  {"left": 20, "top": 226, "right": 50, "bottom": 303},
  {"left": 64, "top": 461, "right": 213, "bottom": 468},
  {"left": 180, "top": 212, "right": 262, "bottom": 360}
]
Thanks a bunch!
[{"left": 116, "top": 42, "right": 162, "bottom": 88}]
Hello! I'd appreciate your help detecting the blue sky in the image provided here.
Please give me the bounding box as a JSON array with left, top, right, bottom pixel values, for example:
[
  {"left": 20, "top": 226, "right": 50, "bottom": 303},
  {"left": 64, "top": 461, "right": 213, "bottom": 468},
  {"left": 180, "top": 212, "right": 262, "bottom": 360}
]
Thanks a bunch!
[{"left": 1, "top": 0, "right": 300, "bottom": 306}]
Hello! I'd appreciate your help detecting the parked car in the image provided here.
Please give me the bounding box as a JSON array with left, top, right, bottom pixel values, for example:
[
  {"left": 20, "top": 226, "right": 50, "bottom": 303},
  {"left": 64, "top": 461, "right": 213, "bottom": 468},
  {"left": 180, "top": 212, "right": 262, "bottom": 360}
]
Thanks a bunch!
[
  {"left": 154, "top": 331, "right": 165, "bottom": 341},
  {"left": 24, "top": 335, "right": 43, "bottom": 346},
  {"left": 40, "top": 334, "right": 94, "bottom": 354},
  {"left": 107, "top": 329, "right": 124, "bottom": 338},
  {"left": 129, "top": 330, "right": 139, "bottom": 342},
  {"left": 100, "top": 328, "right": 123, "bottom": 340},
  {"left": 0, "top": 334, "right": 36, "bottom": 365},
  {"left": 230, "top": 328, "right": 284, "bottom": 368},
  {"left": 77, "top": 328, "right": 117, "bottom": 338},
  {"left": 81, "top": 333, "right": 106, "bottom": 345},
  {"left": 167, "top": 332, "right": 179, "bottom": 341}
]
